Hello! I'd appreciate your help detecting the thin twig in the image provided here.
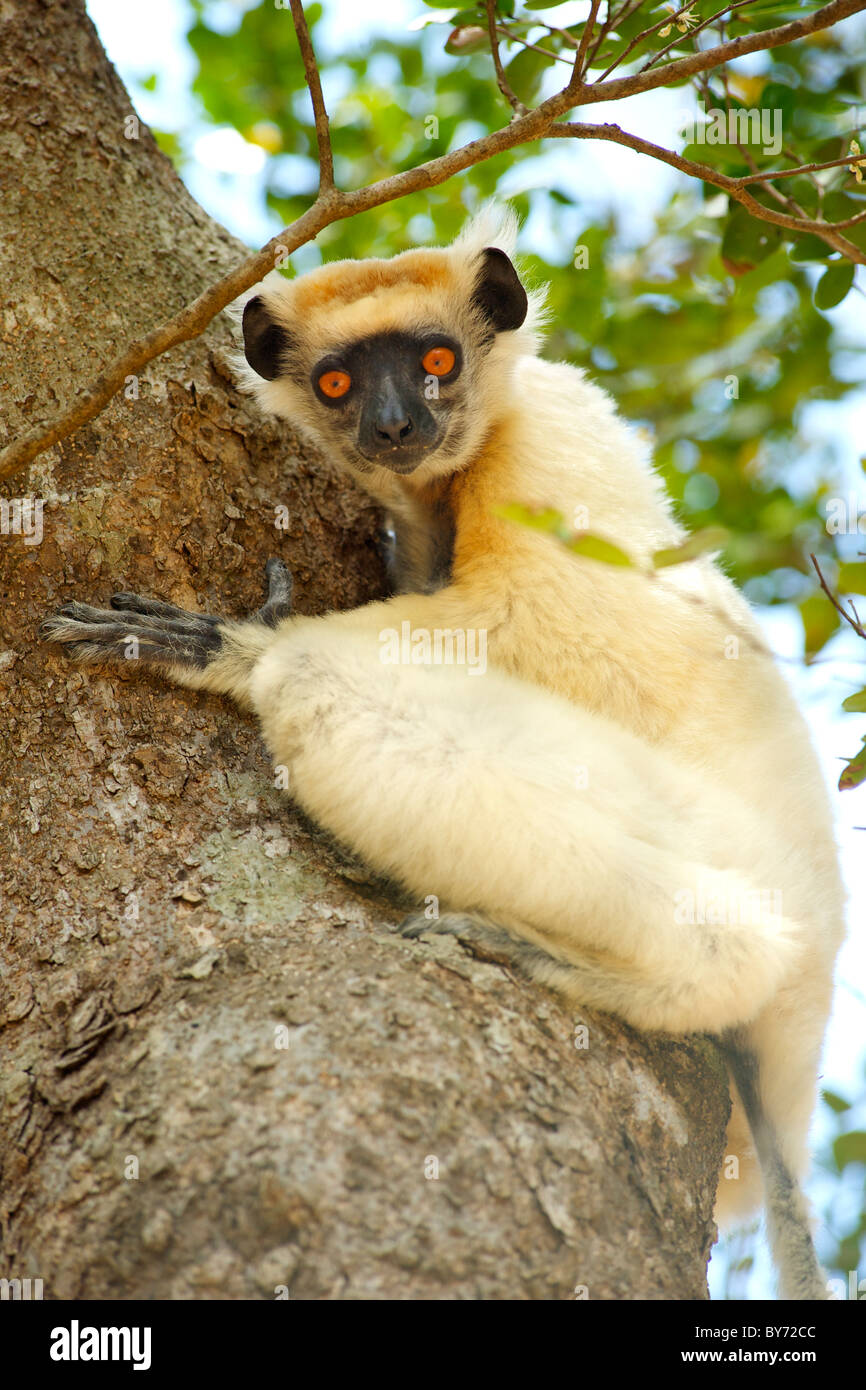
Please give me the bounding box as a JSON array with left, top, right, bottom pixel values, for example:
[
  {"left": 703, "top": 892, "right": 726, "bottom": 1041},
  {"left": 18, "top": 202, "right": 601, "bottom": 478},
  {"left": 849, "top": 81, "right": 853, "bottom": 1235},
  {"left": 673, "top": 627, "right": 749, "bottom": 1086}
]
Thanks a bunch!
[
  {"left": 781, "top": 144, "right": 827, "bottom": 203},
  {"left": 486, "top": 0, "right": 528, "bottom": 116},
  {"left": 640, "top": 0, "right": 759, "bottom": 75},
  {"left": 570, "top": 0, "right": 602, "bottom": 90},
  {"left": 740, "top": 149, "right": 809, "bottom": 218},
  {"left": 810, "top": 554, "right": 866, "bottom": 640},
  {"left": 738, "top": 152, "right": 866, "bottom": 185},
  {"left": 289, "top": 0, "right": 334, "bottom": 192},
  {"left": 493, "top": 24, "right": 571, "bottom": 67},
  {"left": 547, "top": 24, "right": 579, "bottom": 50},
  {"left": 586, "top": 0, "right": 644, "bottom": 71}
]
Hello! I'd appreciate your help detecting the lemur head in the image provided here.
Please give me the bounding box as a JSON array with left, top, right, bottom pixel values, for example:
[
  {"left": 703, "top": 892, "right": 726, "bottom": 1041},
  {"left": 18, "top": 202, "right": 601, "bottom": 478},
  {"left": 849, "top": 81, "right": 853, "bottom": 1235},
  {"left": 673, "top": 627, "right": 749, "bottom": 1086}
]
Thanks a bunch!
[{"left": 235, "top": 209, "right": 542, "bottom": 488}]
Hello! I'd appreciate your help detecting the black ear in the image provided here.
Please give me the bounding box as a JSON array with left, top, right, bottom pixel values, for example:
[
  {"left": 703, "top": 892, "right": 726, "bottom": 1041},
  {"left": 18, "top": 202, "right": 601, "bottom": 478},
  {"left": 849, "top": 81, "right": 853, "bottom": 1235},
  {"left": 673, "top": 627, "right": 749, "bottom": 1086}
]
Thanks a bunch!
[
  {"left": 242, "top": 295, "right": 293, "bottom": 381},
  {"left": 472, "top": 247, "right": 528, "bottom": 333}
]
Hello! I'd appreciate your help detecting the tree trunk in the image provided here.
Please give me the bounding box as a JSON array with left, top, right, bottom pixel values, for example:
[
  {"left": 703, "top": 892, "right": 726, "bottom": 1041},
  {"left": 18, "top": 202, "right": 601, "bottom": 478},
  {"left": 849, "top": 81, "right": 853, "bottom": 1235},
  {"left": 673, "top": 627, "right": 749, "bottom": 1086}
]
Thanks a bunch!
[{"left": 0, "top": 0, "right": 729, "bottom": 1300}]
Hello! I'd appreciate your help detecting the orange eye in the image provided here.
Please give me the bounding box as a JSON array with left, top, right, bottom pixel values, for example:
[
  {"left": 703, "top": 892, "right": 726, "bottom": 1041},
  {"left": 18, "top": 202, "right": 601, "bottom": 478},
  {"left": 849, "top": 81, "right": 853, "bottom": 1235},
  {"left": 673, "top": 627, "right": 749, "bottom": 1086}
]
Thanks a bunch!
[
  {"left": 422, "top": 346, "right": 456, "bottom": 377},
  {"left": 318, "top": 369, "right": 351, "bottom": 399}
]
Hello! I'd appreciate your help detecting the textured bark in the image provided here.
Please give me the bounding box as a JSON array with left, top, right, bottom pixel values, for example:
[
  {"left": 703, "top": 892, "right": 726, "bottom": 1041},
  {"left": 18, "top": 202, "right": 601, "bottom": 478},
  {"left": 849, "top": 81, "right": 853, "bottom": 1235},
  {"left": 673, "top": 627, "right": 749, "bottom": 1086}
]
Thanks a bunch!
[{"left": 0, "top": 0, "right": 729, "bottom": 1300}]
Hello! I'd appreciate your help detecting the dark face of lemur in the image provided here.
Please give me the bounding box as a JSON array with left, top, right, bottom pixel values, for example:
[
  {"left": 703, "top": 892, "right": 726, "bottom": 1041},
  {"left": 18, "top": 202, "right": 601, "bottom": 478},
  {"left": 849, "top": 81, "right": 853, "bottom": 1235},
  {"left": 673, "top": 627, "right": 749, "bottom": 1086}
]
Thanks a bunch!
[{"left": 241, "top": 247, "right": 527, "bottom": 477}]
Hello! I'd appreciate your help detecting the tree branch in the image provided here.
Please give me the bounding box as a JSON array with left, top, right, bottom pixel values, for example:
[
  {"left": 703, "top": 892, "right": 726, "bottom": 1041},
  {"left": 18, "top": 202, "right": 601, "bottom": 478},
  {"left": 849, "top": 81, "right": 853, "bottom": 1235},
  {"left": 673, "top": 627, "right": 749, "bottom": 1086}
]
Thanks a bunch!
[
  {"left": 494, "top": 24, "right": 572, "bottom": 68},
  {"left": 737, "top": 152, "right": 866, "bottom": 186},
  {"left": 485, "top": 0, "right": 528, "bottom": 117},
  {"left": 549, "top": 121, "right": 866, "bottom": 260},
  {"left": 570, "top": 0, "right": 602, "bottom": 89},
  {"left": 289, "top": 0, "right": 334, "bottom": 192}
]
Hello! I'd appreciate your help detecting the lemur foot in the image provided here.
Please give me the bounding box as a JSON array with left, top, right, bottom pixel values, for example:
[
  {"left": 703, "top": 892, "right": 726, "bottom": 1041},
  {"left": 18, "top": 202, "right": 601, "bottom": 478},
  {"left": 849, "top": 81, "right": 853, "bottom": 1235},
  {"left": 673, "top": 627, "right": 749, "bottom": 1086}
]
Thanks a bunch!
[
  {"left": 40, "top": 558, "right": 293, "bottom": 667},
  {"left": 399, "top": 910, "right": 555, "bottom": 975},
  {"left": 400, "top": 911, "right": 635, "bottom": 1011}
]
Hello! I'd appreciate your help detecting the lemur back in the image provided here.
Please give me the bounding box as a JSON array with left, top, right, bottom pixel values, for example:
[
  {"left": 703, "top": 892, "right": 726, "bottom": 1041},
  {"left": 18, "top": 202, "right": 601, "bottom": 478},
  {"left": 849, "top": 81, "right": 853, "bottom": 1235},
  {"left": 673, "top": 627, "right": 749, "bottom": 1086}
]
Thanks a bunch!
[{"left": 42, "top": 209, "right": 845, "bottom": 1299}]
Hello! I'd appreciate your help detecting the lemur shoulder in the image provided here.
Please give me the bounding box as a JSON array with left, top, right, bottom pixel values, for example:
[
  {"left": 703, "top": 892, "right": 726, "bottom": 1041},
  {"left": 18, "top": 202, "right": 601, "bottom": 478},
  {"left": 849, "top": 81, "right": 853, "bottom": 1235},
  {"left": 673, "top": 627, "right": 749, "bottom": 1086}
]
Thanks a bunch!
[{"left": 43, "top": 209, "right": 845, "bottom": 1300}]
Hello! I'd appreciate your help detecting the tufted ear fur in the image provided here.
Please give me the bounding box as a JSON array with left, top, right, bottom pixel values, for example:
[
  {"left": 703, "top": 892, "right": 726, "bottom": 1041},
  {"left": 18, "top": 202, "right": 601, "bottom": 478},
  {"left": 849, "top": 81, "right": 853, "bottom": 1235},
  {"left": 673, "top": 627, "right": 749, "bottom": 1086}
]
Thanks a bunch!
[
  {"left": 242, "top": 295, "right": 294, "bottom": 380},
  {"left": 471, "top": 247, "right": 528, "bottom": 333}
]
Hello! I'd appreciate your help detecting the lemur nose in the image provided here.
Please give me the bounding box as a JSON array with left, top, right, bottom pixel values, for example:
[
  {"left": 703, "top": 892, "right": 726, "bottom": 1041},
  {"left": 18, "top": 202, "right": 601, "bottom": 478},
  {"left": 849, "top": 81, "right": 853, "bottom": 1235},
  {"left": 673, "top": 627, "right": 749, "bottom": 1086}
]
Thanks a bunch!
[{"left": 375, "top": 414, "right": 414, "bottom": 447}]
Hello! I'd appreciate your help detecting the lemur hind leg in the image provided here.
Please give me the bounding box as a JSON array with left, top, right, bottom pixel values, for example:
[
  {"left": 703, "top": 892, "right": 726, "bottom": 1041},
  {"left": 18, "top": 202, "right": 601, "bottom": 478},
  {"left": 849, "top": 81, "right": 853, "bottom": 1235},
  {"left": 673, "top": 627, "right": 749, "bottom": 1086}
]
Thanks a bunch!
[{"left": 244, "top": 622, "right": 803, "bottom": 1037}]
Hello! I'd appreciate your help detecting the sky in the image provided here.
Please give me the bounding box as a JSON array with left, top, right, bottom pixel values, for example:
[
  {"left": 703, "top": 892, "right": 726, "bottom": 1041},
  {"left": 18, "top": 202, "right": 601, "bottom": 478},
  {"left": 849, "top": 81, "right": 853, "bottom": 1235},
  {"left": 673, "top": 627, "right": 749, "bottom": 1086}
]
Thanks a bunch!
[{"left": 86, "top": 0, "right": 865, "bottom": 1297}]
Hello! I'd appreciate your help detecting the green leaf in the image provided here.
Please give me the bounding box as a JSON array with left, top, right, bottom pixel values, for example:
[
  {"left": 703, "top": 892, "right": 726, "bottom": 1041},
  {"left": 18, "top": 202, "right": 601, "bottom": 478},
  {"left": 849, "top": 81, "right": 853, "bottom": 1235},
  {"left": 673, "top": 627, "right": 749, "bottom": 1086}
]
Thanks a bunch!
[
  {"left": 839, "top": 558, "right": 866, "bottom": 592},
  {"left": 503, "top": 45, "right": 554, "bottom": 105},
  {"left": 814, "top": 261, "right": 855, "bottom": 311},
  {"left": 493, "top": 502, "right": 568, "bottom": 536},
  {"left": 493, "top": 505, "right": 633, "bottom": 567},
  {"left": 838, "top": 562, "right": 866, "bottom": 595},
  {"left": 833, "top": 1130, "right": 866, "bottom": 1170},
  {"left": 822, "top": 1089, "right": 852, "bottom": 1114},
  {"left": 798, "top": 592, "right": 840, "bottom": 659},
  {"left": 445, "top": 26, "right": 488, "bottom": 55},
  {"left": 788, "top": 234, "right": 833, "bottom": 263},
  {"left": 839, "top": 737, "right": 866, "bottom": 791},
  {"left": 842, "top": 689, "right": 866, "bottom": 713},
  {"left": 652, "top": 526, "right": 729, "bottom": 568},
  {"left": 721, "top": 210, "right": 780, "bottom": 275},
  {"left": 152, "top": 129, "right": 182, "bottom": 163},
  {"left": 565, "top": 534, "right": 634, "bottom": 567}
]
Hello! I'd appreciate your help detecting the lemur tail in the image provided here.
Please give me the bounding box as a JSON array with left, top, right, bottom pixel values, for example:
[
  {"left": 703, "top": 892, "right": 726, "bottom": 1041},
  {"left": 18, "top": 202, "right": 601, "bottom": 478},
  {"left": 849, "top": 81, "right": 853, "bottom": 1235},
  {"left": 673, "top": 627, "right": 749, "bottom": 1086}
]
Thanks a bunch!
[{"left": 720, "top": 1033, "right": 829, "bottom": 1301}]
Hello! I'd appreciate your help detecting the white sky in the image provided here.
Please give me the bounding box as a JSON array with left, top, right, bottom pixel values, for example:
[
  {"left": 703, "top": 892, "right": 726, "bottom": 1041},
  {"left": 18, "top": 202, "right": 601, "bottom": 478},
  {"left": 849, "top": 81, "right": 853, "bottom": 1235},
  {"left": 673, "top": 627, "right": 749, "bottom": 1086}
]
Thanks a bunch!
[{"left": 86, "top": 0, "right": 866, "bottom": 1297}]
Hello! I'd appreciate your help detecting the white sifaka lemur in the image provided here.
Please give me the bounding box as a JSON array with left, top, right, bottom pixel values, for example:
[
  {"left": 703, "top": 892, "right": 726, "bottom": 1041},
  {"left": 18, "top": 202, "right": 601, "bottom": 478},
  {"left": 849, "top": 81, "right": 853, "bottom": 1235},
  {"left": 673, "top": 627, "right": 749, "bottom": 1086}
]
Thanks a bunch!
[{"left": 42, "top": 208, "right": 845, "bottom": 1299}]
